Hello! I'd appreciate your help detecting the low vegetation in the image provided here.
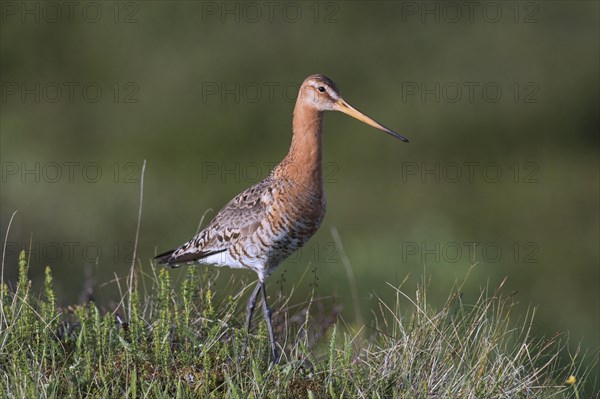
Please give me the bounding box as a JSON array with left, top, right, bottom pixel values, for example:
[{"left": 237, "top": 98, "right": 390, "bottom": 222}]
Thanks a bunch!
[{"left": 0, "top": 251, "right": 594, "bottom": 398}]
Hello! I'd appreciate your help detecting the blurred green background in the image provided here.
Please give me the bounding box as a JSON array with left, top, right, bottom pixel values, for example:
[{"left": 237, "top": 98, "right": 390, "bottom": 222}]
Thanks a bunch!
[{"left": 1, "top": 0, "right": 598, "bottom": 380}]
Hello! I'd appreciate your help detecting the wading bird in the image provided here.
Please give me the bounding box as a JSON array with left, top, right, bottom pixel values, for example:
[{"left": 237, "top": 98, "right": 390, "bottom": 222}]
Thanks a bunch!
[{"left": 156, "top": 74, "right": 408, "bottom": 362}]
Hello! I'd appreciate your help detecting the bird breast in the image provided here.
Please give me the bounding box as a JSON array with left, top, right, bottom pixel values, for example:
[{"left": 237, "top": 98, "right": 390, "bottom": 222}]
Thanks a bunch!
[{"left": 256, "top": 179, "right": 326, "bottom": 269}]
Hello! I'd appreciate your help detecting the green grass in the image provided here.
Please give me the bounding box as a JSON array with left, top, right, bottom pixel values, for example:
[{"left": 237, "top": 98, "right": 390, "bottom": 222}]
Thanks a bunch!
[{"left": 0, "top": 250, "right": 595, "bottom": 398}]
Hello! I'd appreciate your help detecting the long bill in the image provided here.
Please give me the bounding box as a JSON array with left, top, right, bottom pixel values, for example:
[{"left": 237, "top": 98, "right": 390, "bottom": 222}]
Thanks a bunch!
[{"left": 334, "top": 98, "right": 409, "bottom": 142}]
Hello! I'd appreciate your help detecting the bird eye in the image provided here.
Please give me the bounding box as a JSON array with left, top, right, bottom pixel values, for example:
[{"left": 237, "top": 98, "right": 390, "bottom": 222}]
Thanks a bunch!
[{"left": 318, "top": 86, "right": 326, "bottom": 93}]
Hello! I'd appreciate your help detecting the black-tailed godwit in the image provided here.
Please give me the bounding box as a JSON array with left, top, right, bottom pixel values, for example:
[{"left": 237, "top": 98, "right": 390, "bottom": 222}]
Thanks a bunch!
[{"left": 156, "top": 74, "right": 408, "bottom": 362}]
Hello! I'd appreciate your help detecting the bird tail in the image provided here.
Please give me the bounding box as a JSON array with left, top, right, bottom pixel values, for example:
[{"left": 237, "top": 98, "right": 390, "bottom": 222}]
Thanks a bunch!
[
  {"left": 155, "top": 247, "right": 227, "bottom": 267},
  {"left": 154, "top": 249, "right": 177, "bottom": 267}
]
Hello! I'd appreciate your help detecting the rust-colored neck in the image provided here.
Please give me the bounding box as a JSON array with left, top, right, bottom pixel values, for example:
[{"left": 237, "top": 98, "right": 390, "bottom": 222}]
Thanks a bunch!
[{"left": 276, "top": 101, "right": 323, "bottom": 190}]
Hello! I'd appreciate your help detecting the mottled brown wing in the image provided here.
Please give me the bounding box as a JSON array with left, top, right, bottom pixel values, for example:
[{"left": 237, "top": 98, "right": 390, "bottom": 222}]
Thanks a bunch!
[{"left": 156, "top": 177, "right": 274, "bottom": 265}]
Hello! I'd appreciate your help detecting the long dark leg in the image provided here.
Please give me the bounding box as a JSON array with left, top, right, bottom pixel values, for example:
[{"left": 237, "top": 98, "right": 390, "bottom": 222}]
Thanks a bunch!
[
  {"left": 243, "top": 281, "right": 262, "bottom": 355},
  {"left": 245, "top": 281, "right": 262, "bottom": 334},
  {"left": 261, "top": 281, "right": 279, "bottom": 363}
]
